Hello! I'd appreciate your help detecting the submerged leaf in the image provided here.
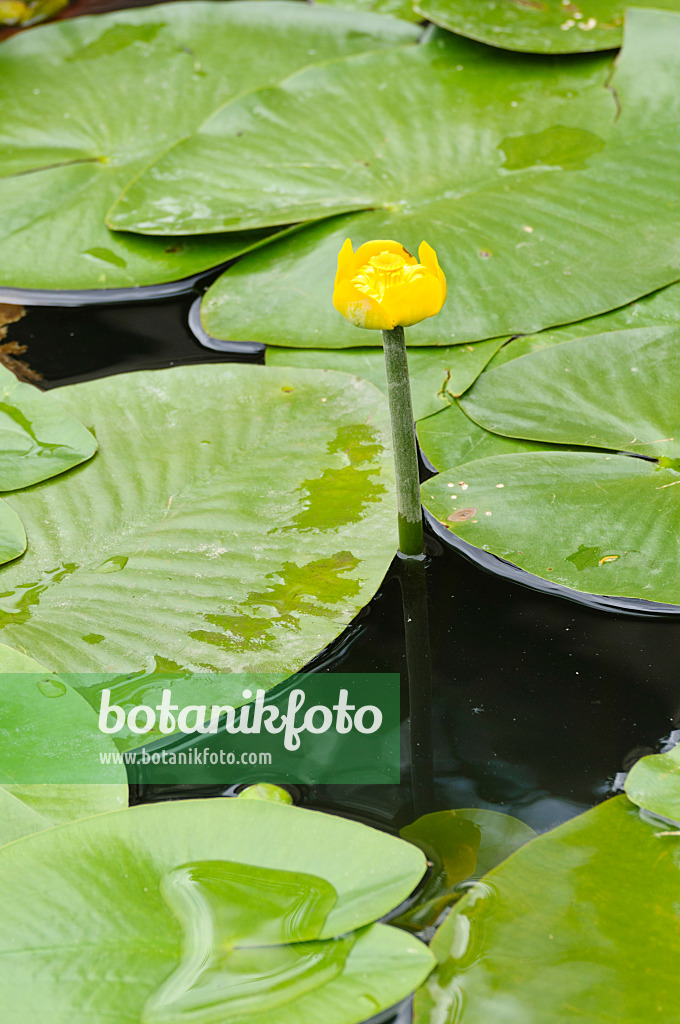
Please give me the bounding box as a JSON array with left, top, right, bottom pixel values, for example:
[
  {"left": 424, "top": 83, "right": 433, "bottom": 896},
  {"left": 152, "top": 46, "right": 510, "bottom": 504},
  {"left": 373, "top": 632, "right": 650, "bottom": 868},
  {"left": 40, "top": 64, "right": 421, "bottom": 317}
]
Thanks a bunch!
[
  {"left": 397, "top": 808, "right": 534, "bottom": 930},
  {"left": 414, "top": 796, "right": 680, "bottom": 1023}
]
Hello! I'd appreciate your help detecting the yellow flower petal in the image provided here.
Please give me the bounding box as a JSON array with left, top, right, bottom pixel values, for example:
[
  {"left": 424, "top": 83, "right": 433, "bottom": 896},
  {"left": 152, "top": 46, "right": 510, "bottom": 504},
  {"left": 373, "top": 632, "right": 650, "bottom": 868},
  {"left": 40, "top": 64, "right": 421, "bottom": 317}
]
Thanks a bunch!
[
  {"left": 381, "top": 270, "right": 445, "bottom": 329},
  {"left": 332, "top": 238, "right": 446, "bottom": 330},
  {"left": 332, "top": 278, "right": 393, "bottom": 330},
  {"left": 418, "top": 240, "right": 447, "bottom": 301},
  {"left": 351, "top": 239, "right": 418, "bottom": 274},
  {"left": 334, "top": 238, "right": 355, "bottom": 289}
]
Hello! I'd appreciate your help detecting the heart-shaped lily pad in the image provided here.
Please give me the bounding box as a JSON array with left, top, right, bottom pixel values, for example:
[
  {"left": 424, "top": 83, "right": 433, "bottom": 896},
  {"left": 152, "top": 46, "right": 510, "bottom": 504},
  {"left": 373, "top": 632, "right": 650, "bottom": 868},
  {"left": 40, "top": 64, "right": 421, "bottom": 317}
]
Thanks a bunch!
[
  {"left": 417, "top": 398, "right": 561, "bottom": 472},
  {"left": 414, "top": 796, "right": 680, "bottom": 1023},
  {"left": 0, "top": 365, "right": 396, "bottom": 699},
  {"left": 414, "top": 0, "right": 680, "bottom": 54},
  {"left": 460, "top": 326, "right": 680, "bottom": 458},
  {"left": 422, "top": 450, "right": 680, "bottom": 605},
  {"left": 0, "top": 364, "right": 96, "bottom": 490},
  {"left": 625, "top": 741, "right": 680, "bottom": 825},
  {"left": 0, "top": 498, "right": 25, "bottom": 568},
  {"left": 489, "top": 276, "right": 680, "bottom": 370},
  {"left": 0, "top": 1, "right": 419, "bottom": 291},
  {"left": 266, "top": 337, "right": 506, "bottom": 420},
  {"left": 423, "top": 326, "right": 680, "bottom": 604},
  {"left": 115, "top": 11, "right": 680, "bottom": 350},
  {"left": 0, "top": 642, "right": 127, "bottom": 844},
  {"left": 316, "top": 0, "right": 421, "bottom": 22},
  {"left": 0, "top": 798, "right": 434, "bottom": 1022}
]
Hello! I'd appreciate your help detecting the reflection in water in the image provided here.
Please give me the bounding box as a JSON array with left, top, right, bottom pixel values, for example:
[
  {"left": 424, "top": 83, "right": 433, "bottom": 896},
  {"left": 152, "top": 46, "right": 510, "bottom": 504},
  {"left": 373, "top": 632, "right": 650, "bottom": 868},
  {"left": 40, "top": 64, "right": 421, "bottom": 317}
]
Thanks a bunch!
[{"left": 143, "top": 859, "right": 349, "bottom": 1024}]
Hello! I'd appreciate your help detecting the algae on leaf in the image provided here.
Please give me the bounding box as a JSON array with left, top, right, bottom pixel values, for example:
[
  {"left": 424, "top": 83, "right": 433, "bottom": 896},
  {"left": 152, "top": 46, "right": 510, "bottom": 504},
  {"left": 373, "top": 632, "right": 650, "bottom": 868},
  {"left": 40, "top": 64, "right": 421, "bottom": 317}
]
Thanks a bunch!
[{"left": 0, "top": 365, "right": 397, "bottom": 694}]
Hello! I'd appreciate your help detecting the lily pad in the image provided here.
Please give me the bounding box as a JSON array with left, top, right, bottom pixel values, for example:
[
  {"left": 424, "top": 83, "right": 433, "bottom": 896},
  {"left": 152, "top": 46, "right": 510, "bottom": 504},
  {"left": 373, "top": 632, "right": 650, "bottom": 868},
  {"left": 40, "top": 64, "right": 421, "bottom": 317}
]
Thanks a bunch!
[
  {"left": 461, "top": 327, "right": 680, "bottom": 458},
  {"left": 315, "top": 0, "right": 422, "bottom": 23},
  {"left": 0, "top": 497, "right": 25, "bottom": 567},
  {"left": 414, "top": 796, "right": 680, "bottom": 1023},
  {"left": 490, "top": 276, "right": 680, "bottom": 369},
  {"left": 0, "top": 643, "right": 127, "bottom": 844},
  {"left": 115, "top": 11, "right": 680, "bottom": 349},
  {"left": 0, "top": 799, "right": 435, "bottom": 1022},
  {"left": 266, "top": 337, "right": 506, "bottom": 420},
  {"left": 414, "top": 0, "right": 680, "bottom": 54},
  {"left": 0, "top": 364, "right": 96, "bottom": 489},
  {"left": 422, "top": 450, "right": 680, "bottom": 605},
  {"left": 397, "top": 808, "right": 535, "bottom": 930},
  {"left": 625, "top": 741, "right": 680, "bottom": 824},
  {"left": 0, "top": 365, "right": 396, "bottom": 696},
  {"left": 0, "top": 1, "right": 419, "bottom": 291},
  {"left": 417, "top": 398, "right": 561, "bottom": 471}
]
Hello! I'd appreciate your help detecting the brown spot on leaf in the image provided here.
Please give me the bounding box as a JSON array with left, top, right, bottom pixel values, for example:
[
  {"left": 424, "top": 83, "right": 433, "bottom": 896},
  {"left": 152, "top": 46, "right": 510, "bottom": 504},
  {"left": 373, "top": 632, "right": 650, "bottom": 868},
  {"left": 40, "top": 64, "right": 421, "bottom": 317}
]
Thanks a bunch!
[{"left": 448, "top": 507, "right": 477, "bottom": 522}]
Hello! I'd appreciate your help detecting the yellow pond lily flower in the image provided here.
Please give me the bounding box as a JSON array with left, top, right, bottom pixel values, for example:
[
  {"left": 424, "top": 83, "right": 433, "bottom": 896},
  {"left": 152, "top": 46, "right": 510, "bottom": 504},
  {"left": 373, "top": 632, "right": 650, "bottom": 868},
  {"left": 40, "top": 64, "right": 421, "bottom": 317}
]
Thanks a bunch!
[{"left": 332, "top": 238, "right": 446, "bottom": 330}]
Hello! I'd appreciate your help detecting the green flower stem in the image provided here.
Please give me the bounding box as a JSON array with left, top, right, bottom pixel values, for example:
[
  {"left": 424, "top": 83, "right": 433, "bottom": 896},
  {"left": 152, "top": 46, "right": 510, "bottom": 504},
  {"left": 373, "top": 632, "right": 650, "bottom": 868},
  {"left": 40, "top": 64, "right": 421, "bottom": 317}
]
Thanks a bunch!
[{"left": 381, "top": 326, "right": 424, "bottom": 557}]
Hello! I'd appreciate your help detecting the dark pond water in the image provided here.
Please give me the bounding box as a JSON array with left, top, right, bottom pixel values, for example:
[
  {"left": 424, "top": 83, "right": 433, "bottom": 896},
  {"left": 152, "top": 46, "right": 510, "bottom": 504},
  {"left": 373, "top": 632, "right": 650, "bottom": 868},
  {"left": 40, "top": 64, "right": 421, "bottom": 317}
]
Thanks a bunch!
[{"left": 5, "top": 281, "right": 680, "bottom": 842}]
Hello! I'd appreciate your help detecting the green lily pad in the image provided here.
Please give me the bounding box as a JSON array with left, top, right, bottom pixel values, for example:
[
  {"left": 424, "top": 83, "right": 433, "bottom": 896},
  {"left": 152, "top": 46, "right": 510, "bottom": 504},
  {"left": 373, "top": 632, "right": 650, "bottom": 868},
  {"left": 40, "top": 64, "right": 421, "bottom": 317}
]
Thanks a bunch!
[
  {"left": 0, "top": 364, "right": 96, "bottom": 489},
  {"left": 0, "top": 799, "right": 434, "bottom": 1022},
  {"left": 315, "top": 0, "right": 422, "bottom": 23},
  {"left": 397, "top": 808, "right": 535, "bottom": 930},
  {"left": 461, "top": 327, "right": 680, "bottom": 459},
  {"left": 625, "top": 742, "right": 680, "bottom": 824},
  {"left": 417, "top": 399, "right": 560, "bottom": 471},
  {"left": 422, "top": 450, "right": 680, "bottom": 605},
  {"left": 0, "top": 497, "right": 25, "bottom": 568},
  {"left": 0, "top": 2, "right": 419, "bottom": 291},
  {"left": 0, "top": 643, "right": 127, "bottom": 844},
  {"left": 424, "top": 326, "right": 680, "bottom": 601},
  {"left": 490, "top": 277, "right": 680, "bottom": 370},
  {"left": 414, "top": 796, "right": 680, "bottom": 1023},
  {"left": 414, "top": 0, "right": 680, "bottom": 54},
  {"left": 116, "top": 11, "right": 680, "bottom": 349},
  {"left": 0, "top": 365, "right": 396, "bottom": 694},
  {"left": 0, "top": 781, "right": 127, "bottom": 847},
  {"left": 266, "top": 337, "right": 506, "bottom": 420}
]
